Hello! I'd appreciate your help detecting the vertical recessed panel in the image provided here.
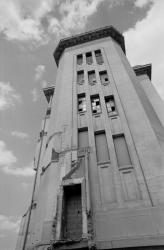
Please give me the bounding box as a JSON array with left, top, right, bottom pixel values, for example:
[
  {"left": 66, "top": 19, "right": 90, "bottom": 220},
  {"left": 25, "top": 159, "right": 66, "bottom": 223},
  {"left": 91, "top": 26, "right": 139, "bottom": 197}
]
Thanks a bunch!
[
  {"left": 99, "top": 166, "right": 116, "bottom": 203},
  {"left": 95, "top": 132, "right": 110, "bottom": 162},
  {"left": 78, "top": 129, "right": 89, "bottom": 149},
  {"left": 121, "top": 170, "right": 141, "bottom": 201},
  {"left": 113, "top": 135, "right": 131, "bottom": 167}
]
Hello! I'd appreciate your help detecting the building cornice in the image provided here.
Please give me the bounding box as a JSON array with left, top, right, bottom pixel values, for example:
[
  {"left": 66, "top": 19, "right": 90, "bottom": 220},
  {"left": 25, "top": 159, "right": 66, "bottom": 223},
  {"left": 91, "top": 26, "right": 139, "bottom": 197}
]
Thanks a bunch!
[
  {"left": 53, "top": 26, "right": 125, "bottom": 66},
  {"left": 133, "top": 64, "right": 152, "bottom": 80}
]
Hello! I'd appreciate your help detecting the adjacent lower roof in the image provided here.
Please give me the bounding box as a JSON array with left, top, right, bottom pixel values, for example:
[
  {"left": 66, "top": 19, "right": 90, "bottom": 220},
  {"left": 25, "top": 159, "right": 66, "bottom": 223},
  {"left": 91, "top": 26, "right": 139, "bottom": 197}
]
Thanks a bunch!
[
  {"left": 133, "top": 64, "right": 152, "bottom": 80},
  {"left": 53, "top": 26, "right": 125, "bottom": 66},
  {"left": 43, "top": 86, "right": 55, "bottom": 103}
]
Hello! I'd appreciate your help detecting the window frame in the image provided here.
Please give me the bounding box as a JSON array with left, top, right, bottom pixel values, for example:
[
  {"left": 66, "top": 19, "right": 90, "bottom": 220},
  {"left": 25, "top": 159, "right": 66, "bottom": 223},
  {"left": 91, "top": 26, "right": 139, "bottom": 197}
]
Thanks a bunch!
[
  {"left": 88, "top": 70, "right": 96, "bottom": 85},
  {"left": 95, "top": 49, "right": 104, "bottom": 65},
  {"left": 77, "top": 70, "right": 84, "bottom": 85},
  {"left": 86, "top": 52, "right": 93, "bottom": 65},
  {"left": 77, "top": 54, "right": 83, "bottom": 65},
  {"left": 91, "top": 94, "right": 102, "bottom": 115},
  {"left": 78, "top": 93, "right": 87, "bottom": 114},
  {"left": 99, "top": 70, "right": 109, "bottom": 85},
  {"left": 105, "top": 95, "right": 117, "bottom": 116}
]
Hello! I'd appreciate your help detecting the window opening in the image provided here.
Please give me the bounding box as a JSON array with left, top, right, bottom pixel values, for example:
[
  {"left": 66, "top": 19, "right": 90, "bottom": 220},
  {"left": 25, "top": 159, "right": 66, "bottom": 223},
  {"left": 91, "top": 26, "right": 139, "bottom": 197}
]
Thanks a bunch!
[
  {"left": 88, "top": 70, "right": 96, "bottom": 85},
  {"left": 91, "top": 95, "right": 101, "bottom": 114},
  {"left": 105, "top": 96, "right": 117, "bottom": 115},
  {"left": 86, "top": 52, "right": 93, "bottom": 65},
  {"left": 100, "top": 71, "right": 109, "bottom": 85},
  {"left": 77, "top": 70, "right": 84, "bottom": 84},
  {"left": 95, "top": 49, "right": 104, "bottom": 65},
  {"left": 77, "top": 54, "right": 83, "bottom": 65},
  {"left": 78, "top": 94, "right": 86, "bottom": 113}
]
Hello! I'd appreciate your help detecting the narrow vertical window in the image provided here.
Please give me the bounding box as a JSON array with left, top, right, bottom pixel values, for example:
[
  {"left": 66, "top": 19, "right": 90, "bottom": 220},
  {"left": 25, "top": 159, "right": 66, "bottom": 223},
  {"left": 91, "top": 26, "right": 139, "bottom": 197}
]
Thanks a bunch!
[
  {"left": 86, "top": 52, "right": 93, "bottom": 65},
  {"left": 77, "top": 70, "right": 84, "bottom": 84},
  {"left": 88, "top": 70, "right": 96, "bottom": 85},
  {"left": 77, "top": 54, "right": 83, "bottom": 65},
  {"left": 91, "top": 95, "right": 101, "bottom": 114},
  {"left": 95, "top": 50, "right": 103, "bottom": 65},
  {"left": 78, "top": 128, "right": 89, "bottom": 149},
  {"left": 99, "top": 71, "right": 109, "bottom": 85},
  {"left": 113, "top": 135, "right": 132, "bottom": 168},
  {"left": 95, "top": 132, "right": 110, "bottom": 162},
  {"left": 78, "top": 94, "right": 86, "bottom": 113},
  {"left": 105, "top": 96, "right": 117, "bottom": 115}
]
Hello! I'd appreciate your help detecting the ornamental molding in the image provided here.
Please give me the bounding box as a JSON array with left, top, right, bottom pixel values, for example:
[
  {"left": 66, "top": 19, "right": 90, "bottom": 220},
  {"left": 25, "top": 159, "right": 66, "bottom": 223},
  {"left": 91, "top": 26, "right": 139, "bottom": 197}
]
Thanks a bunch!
[{"left": 54, "top": 26, "right": 125, "bottom": 66}]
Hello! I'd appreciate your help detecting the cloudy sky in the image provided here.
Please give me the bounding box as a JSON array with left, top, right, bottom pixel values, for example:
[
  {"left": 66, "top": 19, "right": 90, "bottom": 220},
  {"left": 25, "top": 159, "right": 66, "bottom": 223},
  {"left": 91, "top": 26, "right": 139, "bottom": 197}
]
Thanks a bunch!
[{"left": 0, "top": 0, "right": 164, "bottom": 249}]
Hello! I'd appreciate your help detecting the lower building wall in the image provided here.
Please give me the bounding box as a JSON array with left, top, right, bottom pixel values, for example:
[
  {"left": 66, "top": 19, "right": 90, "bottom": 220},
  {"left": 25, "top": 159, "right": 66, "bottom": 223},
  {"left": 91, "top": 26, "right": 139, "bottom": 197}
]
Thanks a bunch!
[{"left": 95, "top": 206, "right": 164, "bottom": 249}]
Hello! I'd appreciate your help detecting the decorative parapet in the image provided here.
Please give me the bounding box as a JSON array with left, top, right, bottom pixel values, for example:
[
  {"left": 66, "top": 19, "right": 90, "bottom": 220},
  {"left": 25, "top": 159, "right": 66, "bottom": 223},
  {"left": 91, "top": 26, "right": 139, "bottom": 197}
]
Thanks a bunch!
[
  {"left": 54, "top": 26, "right": 125, "bottom": 66},
  {"left": 133, "top": 64, "right": 152, "bottom": 80}
]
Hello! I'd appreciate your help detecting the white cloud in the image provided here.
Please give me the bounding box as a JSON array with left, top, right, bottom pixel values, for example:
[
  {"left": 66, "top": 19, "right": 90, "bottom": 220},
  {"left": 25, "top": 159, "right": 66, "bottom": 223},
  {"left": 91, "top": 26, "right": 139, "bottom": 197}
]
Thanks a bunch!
[
  {"left": 0, "top": 82, "right": 21, "bottom": 110},
  {"left": 124, "top": 0, "right": 164, "bottom": 100},
  {"left": 0, "top": 0, "right": 125, "bottom": 43},
  {"left": 0, "top": 0, "right": 111, "bottom": 43},
  {"left": 21, "top": 181, "right": 32, "bottom": 189},
  {"left": 0, "top": 140, "right": 34, "bottom": 177},
  {"left": 0, "top": 215, "right": 20, "bottom": 233},
  {"left": 134, "top": 0, "right": 152, "bottom": 8},
  {"left": 3, "top": 163, "right": 34, "bottom": 177},
  {"left": 11, "top": 131, "right": 29, "bottom": 139},
  {"left": 48, "top": 0, "right": 105, "bottom": 37},
  {"left": 35, "top": 64, "right": 46, "bottom": 81},
  {"left": 31, "top": 88, "right": 39, "bottom": 102},
  {"left": 0, "top": 0, "right": 55, "bottom": 43},
  {"left": 0, "top": 141, "right": 17, "bottom": 167}
]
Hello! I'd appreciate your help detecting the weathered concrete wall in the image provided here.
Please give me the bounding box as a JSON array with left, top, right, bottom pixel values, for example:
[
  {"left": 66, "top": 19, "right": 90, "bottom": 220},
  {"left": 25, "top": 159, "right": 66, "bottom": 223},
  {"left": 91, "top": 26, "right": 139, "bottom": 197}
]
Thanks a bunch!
[{"left": 20, "top": 35, "right": 164, "bottom": 250}]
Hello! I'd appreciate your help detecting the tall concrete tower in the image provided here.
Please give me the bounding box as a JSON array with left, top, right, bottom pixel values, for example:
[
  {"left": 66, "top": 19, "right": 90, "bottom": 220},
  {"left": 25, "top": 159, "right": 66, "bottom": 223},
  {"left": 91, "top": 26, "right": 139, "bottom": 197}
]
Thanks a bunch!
[{"left": 16, "top": 26, "right": 164, "bottom": 250}]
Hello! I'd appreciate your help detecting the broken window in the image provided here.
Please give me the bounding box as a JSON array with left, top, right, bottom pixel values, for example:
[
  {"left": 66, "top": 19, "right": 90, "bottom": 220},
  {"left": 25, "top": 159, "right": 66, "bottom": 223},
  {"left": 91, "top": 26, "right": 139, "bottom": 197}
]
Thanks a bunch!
[
  {"left": 78, "top": 94, "right": 86, "bottom": 113},
  {"left": 77, "top": 54, "right": 83, "bottom": 65},
  {"left": 100, "top": 71, "right": 109, "bottom": 85},
  {"left": 86, "top": 52, "right": 93, "bottom": 65},
  {"left": 105, "top": 96, "right": 117, "bottom": 115},
  {"left": 77, "top": 70, "right": 84, "bottom": 84},
  {"left": 88, "top": 70, "right": 96, "bottom": 85},
  {"left": 62, "top": 185, "right": 82, "bottom": 240},
  {"left": 91, "top": 95, "right": 101, "bottom": 115},
  {"left": 95, "top": 49, "right": 104, "bottom": 65}
]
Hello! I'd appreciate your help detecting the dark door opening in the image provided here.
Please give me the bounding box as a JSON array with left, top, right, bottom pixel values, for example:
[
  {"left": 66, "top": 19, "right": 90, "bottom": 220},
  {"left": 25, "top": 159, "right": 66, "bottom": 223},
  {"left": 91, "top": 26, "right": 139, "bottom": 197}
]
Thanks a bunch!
[{"left": 62, "top": 184, "right": 82, "bottom": 240}]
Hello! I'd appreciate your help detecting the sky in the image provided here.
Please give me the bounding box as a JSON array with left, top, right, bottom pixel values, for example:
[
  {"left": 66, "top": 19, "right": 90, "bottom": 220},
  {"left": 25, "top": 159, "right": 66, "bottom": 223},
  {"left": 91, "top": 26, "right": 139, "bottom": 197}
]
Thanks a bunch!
[{"left": 0, "top": 0, "right": 164, "bottom": 249}]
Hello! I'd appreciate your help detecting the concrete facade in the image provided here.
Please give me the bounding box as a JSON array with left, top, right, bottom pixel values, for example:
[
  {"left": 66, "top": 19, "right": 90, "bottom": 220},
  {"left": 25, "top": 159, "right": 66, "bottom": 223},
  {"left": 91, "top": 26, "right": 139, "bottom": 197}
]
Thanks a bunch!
[{"left": 15, "top": 26, "right": 164, "bottom": 250}]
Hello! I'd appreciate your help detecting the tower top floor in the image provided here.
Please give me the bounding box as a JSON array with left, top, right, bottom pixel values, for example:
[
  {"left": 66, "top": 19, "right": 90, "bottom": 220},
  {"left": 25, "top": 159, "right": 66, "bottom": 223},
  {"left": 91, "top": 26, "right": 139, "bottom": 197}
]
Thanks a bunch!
[{"left": 53, "top": 26, "right": 125, "bottom": 66}]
